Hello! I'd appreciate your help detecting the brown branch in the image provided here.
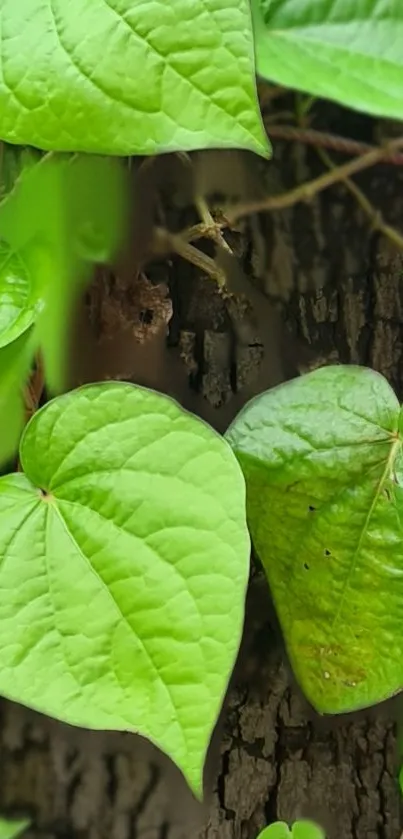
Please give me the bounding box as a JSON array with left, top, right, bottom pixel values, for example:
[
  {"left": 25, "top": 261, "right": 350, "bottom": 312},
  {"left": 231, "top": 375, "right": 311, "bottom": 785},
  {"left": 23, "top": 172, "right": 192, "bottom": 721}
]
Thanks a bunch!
[
  {"left": 226, "top": 137, "right": 403, "bottom": 223},
  {"left": 154, "top": 227, "right": 226, "bottom": 287},
  {"left": 194, "top": 195, "right": 232, "bottom": 253},
  {"left": 317, "top": 147, "right": 403, "bottom": 252},
  {"left": 265, "top": 124, "right": 403, "bottom": 166}
]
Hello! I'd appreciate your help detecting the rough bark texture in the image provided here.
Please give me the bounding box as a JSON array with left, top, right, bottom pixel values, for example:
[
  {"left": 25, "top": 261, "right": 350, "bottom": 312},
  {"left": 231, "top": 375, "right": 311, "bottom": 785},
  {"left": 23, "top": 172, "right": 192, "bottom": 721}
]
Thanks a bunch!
[{"left": 1, "top": 103, "right": 402, "bottom": 839}]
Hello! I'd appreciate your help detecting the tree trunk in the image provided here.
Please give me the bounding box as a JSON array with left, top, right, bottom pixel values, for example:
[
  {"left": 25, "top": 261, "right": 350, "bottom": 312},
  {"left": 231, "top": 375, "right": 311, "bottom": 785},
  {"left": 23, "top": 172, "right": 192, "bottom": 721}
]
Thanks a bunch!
[{"left": 1, "top": 102, "right": 402, "bottom": 839}]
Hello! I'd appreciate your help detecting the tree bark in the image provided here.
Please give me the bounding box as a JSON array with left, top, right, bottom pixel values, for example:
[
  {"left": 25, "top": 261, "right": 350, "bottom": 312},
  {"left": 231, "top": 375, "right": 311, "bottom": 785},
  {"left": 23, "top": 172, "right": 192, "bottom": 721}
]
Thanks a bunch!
[{"left": 1, "top": 103, "right": 402, "bottom": 839}]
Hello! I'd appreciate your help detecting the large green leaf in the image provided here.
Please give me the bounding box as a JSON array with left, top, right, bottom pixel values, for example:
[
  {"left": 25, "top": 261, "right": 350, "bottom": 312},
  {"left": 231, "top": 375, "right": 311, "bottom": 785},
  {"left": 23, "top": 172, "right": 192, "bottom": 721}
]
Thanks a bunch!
[
  {"left": 0, "top": 0, "right": 267, "bottom": 156},
  {"left": 226, "top": 365, "right": 403, "bottom": 713},
  {"left": 253, "top": 0, "right": 403, "bottom": 121},
  {"left": 0, "top": 382, "right": 249, "bottom": 796},
  {"left": 0, "top": 818, "right": 30, "bottom": 839}
]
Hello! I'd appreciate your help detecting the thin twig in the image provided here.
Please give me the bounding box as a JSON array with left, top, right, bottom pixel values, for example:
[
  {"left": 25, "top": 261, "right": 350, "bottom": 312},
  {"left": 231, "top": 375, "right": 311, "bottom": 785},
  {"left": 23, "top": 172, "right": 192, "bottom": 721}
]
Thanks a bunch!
[
  {"left": 317, "top": 147, "right": 403, "bottom": 252},
  {"left": 227, "top": 137, "right": 403, "bottom": 223},
  {"left": 265, "top": 123, "right": 403, "bottom": 166},
  {"left": 194, "top": 194, "right": 232, "bottom": 253},
  {"left": 258, "top": 84, "right": 288, "bottom": 106},
  {"left": 154, "top": 227, "right": 226, "bottom": 287},
  {"left": 264, "top": 111, "right": 296, "bottom": 125}
]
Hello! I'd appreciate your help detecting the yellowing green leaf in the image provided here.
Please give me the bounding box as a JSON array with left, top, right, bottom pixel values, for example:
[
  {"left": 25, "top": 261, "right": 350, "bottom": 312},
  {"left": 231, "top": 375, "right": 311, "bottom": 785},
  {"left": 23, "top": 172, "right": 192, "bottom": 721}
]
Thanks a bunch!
[
  {"left": 253, "top": 0, "right": 403, "bottom": 121},
  {"left": 226, "top": 366, "right": 403, "bottom": 713},
  {"left": 0, "top": 0, "right": 267, "bottom": 156},
  {"left": 0, "top": 382, "right": 250, "bottom": 796}
]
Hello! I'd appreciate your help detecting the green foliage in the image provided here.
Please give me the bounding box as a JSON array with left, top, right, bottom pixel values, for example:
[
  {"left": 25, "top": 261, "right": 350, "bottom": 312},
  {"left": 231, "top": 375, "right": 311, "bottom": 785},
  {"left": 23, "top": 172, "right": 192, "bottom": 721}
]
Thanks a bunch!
[
  {"left": 0, "top": 381, "right": 250, "bottom": 797},
  {"left": 253, "top": 0, "right": 403, "bottom": 120},
  {"left": 0, "top": 330, "right": 36, "bottom": 463},
  {"left": 0, "top": 242, "right": 39, "bottom": 347},
  {"left": 0, "top": 818, "right": 30, "bottom": 839},
  {"left": 0, "top": 0, "right": 401, "bottom": 812},
  {"left": 257, "top": 820, "right": 325, "bottom": 839},
  {"left": 0, "top": 152, "right": 127, "bottom": 462},
  {"left": 0, "top": 0, "right": 267, "bottom": 157},
  {"left": 226, "top": 366, "right": 403, "bottom": 713}
]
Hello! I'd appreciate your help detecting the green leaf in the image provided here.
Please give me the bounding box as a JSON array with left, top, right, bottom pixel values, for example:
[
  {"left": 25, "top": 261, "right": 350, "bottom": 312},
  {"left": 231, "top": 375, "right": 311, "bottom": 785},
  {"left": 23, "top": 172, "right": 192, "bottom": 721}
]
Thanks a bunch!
[
  {"left": 256, "top": 823, "right": 325, "bottom": 839},
  {"left": 253, "top": 0, "right": 403, "bottom": 121},
  {"left": 256, "top": 825, "right": 291, "bottom": 839},
  {"left": 0, "top": 242, "right": 41, "bottom": 348},
  {"left": 0, "top": 153, "right": 127, "bottom": 390},
  {"left": 0, "top": 818, "right": 30, "bottom": 839},
  {"left": 0, "top": 330, "right": 36, "bottom": 465},
  {"left": 226, "top": 365, "right": 403, "bottom": 713},
  {"left": 292, "top": 821, "right": 325, "bottom": 839},
  {"left": 0, "top": 382, "right": 249, "bottom": 796},
  {"left": 0, "top": 0, "right": 267, "bottom": 157},
  {"left": 0, "top": 144, "right": 42, "bottom": 201}
]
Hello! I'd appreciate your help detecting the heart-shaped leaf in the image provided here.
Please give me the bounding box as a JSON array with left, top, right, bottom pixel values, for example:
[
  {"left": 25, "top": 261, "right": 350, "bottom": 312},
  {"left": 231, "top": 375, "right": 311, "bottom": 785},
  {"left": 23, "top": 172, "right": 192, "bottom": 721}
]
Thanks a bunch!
[
  {"left": 0, "top": 0, "right": 267, "bottom": 156},
  {"left": 257, "top": 825, "right": 291, "bottom": 839},
  {"left": 0, "top": 382, "right": 249, "bottom": 795},
  {"left": 226, "top": 365, "right": 403, "bottom": 713},
  {"left": 253, "top": 0, "right": 403, "bottom": 121}
]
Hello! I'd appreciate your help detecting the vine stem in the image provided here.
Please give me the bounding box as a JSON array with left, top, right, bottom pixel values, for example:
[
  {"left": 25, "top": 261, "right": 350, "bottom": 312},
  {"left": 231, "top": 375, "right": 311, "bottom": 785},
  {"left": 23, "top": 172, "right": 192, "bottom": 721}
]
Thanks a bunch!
[
  {"left": 226, "top": 137, "right": 403, "bottom": 223},
  {"left": 316, "top": 147, "right": 403, "bottom": 252},
  {"left": 265, "top": 124, "right": 403, "bottom": 166}
]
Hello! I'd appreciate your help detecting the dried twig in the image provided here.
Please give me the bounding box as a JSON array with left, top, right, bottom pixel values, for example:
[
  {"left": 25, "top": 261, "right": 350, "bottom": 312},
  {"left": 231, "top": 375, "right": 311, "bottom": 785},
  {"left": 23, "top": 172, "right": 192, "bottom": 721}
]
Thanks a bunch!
[
  {"left": 265, "top": 123, "right": 403, "bottom": 166},
  {"left": 154, "top": 227, "right": 226, "bottom": 287},
  {"left": 194, "top": 194, "right": 232, "bottom": 253},
  {"left": 227, "top": 137, "right": 403, "bottom": 223},
  {"left": 317, "top": 147, "right": 403, "bottom": 252}
]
